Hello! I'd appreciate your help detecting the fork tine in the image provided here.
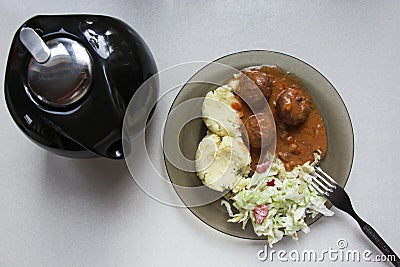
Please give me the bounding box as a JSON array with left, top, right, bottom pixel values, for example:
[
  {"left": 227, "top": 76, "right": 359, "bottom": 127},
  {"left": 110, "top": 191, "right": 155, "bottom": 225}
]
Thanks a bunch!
[
  {"left": 311, "top": 174, "right": 332, "bottom": 192},
  {"left": 314, "top": 171, "right": 336, "bottom": 189},
  {"left": 315, "top": 166, "right": 338, "bottom": 186},
  {"left": 310, "top": 181, "right": 325, "bottom": 195}
]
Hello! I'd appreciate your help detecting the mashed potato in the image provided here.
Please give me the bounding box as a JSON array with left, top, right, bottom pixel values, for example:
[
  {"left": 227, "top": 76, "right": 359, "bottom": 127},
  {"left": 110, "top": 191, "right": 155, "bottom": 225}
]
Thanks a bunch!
[
  {"left": 195, "top": 133, "right": 251, "bottom": 192},
  {"left": 202, "top": 86, "right": 242, "bottom": 137},
  {"left": 196, "top": 84, "right": 252, "bottom": 192}
]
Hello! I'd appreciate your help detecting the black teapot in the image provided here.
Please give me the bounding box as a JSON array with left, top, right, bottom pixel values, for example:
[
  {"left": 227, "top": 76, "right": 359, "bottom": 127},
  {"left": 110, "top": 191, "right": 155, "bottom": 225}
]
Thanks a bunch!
[{"left": 4, "top": 15, "right": 158, "bottom": 159}]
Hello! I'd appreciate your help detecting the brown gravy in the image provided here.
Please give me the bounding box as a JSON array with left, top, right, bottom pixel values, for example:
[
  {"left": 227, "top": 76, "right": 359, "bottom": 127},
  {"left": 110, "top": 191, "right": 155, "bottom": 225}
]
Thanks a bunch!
[{"left": 231, "top": 66, "right": 327, "bottom": 171}]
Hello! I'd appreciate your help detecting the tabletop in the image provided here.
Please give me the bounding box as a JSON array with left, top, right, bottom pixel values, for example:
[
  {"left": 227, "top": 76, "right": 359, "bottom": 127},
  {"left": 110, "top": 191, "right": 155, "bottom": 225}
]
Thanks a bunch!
[{"left": 1, "top": 1, "right": 399, "bottom": 266}]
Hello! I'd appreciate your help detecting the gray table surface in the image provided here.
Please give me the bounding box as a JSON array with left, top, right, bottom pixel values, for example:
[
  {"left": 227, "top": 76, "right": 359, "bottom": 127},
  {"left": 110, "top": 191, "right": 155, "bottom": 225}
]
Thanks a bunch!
[{"left": 1, "top": 1, "right": 399, "bottom": 266}]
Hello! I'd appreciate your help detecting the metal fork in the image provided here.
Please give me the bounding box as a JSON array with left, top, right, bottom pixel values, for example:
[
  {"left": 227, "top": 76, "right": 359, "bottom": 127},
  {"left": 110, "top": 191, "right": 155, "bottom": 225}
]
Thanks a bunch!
[{"left": 311, "top": 165, "right": 400, "bottom": 267}]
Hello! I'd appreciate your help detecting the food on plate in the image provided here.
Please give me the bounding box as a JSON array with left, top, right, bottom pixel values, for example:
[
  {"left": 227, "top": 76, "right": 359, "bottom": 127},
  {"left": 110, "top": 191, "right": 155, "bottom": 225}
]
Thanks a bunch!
[
  {"left": 241, "top": 70, "right": 273, "bottom": 99},
  {"left": 235, "top": 65, "right": 327, "bottom": 171},
  {"left": 202, "top": 86, "right": 242, "bottom": 137},
  {"left": 244, "top": 114, "right": 275, "bottom": 149},
  {"left": 222, "top": 155, "right": 333, "bottom": 246},
  {"left": 235, "top": 74, "right": 269, "bottom": 109},
  {"left": 276, "top": 87, "right": 312, "bottom": 125},
  {"left": 195, "top": 65, "right": 331, "bottom": 246},
  {"left": 195, "top": 133, "right": 251, "bottom": 192}
]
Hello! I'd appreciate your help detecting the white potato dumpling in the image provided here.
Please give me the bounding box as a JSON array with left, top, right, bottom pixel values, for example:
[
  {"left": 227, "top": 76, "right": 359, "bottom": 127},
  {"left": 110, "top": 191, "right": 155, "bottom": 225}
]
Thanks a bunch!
[
  {"left": 202, "top": 86, "right": 242, "bottom": 137},
  {"left": 195, "top": 133, "right": 251, "bottom": 192}
]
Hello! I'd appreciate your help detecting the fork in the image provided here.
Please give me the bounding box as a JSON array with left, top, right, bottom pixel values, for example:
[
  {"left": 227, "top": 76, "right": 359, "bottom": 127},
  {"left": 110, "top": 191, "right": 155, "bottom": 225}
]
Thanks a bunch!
[{"left": 311, "top": 165, "right": 400, "bottom": 267}]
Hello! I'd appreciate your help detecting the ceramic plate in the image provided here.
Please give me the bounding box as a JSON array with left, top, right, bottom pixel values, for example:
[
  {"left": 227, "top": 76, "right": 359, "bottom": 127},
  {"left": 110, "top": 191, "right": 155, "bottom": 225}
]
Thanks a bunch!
[{"left": 164, "top": 50, "right": 354, "bottom": 239}]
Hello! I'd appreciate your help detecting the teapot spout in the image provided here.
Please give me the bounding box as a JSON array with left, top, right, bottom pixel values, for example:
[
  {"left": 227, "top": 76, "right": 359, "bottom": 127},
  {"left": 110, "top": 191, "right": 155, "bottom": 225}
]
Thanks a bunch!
[{"left": 106, "top": 139, "right": 124, "bottom": 159}]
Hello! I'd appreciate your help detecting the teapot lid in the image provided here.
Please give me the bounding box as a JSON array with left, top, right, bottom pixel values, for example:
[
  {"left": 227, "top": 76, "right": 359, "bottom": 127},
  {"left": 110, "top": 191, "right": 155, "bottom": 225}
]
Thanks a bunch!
[{"left": 20, "top": 27, "right": 93, "bottom": 107}]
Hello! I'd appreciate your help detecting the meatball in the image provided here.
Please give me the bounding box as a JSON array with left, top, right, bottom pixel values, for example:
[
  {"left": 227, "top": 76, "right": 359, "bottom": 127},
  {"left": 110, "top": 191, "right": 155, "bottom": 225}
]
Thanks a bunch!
[
  {"left": 276, "top": 88, "right": 312, "bottom": 125},
  {"left": 244, "top": 113, "right": 275, "bottom": 148},
  {"left": 235, "top": 71, "right": 271, "bottom": 109},
  {"left": 242, "top": 70, "right": 273, "bottom": 99}
]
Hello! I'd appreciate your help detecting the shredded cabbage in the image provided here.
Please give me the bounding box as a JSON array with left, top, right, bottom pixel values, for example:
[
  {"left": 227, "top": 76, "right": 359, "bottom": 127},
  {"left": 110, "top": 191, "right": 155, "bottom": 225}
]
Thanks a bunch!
[{"left": 223, "top": 157, "right": 333, "bottom": 247}]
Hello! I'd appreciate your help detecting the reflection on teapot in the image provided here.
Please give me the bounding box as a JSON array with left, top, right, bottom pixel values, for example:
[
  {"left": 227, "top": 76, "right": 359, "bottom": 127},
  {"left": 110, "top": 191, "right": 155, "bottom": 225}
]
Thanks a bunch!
[{"left": 4, "top": 15, "right": 158, "bottom": 159}]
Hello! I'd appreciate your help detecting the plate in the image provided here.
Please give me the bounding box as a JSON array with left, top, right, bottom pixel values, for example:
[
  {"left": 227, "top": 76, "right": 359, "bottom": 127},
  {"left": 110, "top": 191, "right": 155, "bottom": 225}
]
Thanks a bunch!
[{"left": 164, "top": 50, "right": 354, "bottom": 239}]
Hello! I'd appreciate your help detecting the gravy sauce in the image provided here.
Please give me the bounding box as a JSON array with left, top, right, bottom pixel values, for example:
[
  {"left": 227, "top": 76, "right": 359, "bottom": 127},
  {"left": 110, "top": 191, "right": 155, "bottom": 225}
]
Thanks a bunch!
[{"left": 231, "top": 65, "right": 327, "bottom": 171}]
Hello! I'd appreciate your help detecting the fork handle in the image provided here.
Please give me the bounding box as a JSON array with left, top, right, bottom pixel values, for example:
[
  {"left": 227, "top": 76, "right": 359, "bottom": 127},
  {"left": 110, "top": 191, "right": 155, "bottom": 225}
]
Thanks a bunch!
[{"left": 360, "top": 222, "right": 400, "bottom": 266}]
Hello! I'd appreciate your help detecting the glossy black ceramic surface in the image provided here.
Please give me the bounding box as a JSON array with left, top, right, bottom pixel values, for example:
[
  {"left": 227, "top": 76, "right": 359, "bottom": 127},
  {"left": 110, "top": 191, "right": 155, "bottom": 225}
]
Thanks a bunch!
[{"left": 4, "top": 15, "right": 158, "bottom": 159}]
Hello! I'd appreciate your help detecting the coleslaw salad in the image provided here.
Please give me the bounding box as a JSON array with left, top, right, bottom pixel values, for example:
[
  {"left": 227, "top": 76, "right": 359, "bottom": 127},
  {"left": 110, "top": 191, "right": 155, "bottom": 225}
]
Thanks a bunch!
[{"left": 221, "top": 154, "right": 333, "bottom": 247}]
